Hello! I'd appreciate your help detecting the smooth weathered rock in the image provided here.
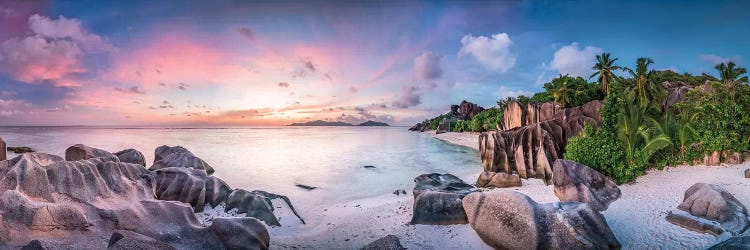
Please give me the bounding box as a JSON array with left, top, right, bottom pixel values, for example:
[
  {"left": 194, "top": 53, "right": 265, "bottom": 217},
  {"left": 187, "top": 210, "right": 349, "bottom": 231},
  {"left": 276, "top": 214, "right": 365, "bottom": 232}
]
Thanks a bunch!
[
  {"left": 225, "top": 189, "right": 305, "bottom": 227},
  {"left": 708, "top": 236, "right": 750, "bottom": 250},
  {"left": 20, "top": 240, "right": 44, "bottom": 250},
  {"left": 663, "top": 81, "right": 694, "bottom": 110},
  {"left": 114, "top": 148, "right": 146, "bottom": 166},
  {"left": 411, "top": 173, "right": 475, "bottom": 225},
  {"left": 502, "top": 100, "right": 525, "bottom": 130},
  {"left": 205, "top": 176, "right": 232, "bottom": 207},
  {"left": 0, "top": 136, "right": 6, "bottom": 161},
  {"left": 154, "top": 167, "right": 208, "bottom": 212},
  {"left": 526, "top": 102, "right": 562, "bottom": 126},
  {"left": 476, "top": 171, "right": 521, "bottom": 188},
  {"left": 210, "top": 217, "right": 270, "bottom": 250},
  {"left": 436, "top": 118, "right": 450, "bottom": 134},
  {"left": 480, "top": 100, "right": 603, "bottom": 184},
  {"left": 107, "top": 230, "right": 176, "bottom": 250},
  {"left": 677, "top": 183, "right": 749, "bottom": 235},
  {"left": 463, "top": 190, "right": 620, "bottom": 250},
  {"left": 150, "top": 145, "right": 215, "bottom": 175},
  {"left": 552, "top": 159, "right": 621, "bottom": 211},
  {"left": 724, "top": 151, "right": 744, "bottom": 165},
  {"left": 455, "top": 100, "right": 484, "bottom": 121},
  {"left": 0, "top": 151, "right": 283, "bottom": 249},
  {"left": 665, "top": 212, "right": 724, "bottom": 236},
  {"left": 704, "top": 151, "right": 722, "bottom": 166},
  {"left": 65, "top": 144, "right": 119, "bottom": 162},
  {"left": 745, "top": 168, "right": 750, "bottom": 178},
  {"left": 360, "top": 235, "right": 405, "bottom": 250}
]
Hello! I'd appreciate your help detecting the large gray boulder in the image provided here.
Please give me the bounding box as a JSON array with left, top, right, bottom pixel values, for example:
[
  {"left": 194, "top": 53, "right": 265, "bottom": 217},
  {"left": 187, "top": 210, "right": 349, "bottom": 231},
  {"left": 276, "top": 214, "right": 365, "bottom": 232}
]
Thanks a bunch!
[
  {"left": 65, "top": 144, "right": 119, "bottom": 162},
  {"left": 210, "top": 217, "right": 270, "bottom": 250},
  {"left": 360, "top": 235, "right": 405, "bottom": 250},
  {"left": 411, "top": 173, "right": 475, "bottom": 225},
  {"left": 436, "top": 118, "right": 450, "bottom": 134},
  {"left": 476, "top": 171, "right": 521, "bottom": 188},
  {"left": 150, "top": 145, "right": 215, "bottom": 175},
  {"left": 552, "top": 159, "right": 621, "bottom": 211},
  {"left": 677, "top": 183, "right": 749, "bottom": 235},
  {"left": 154, "top": 167, "right": 209, "bottom": 212},
  {"left": 463, "top": 190, "right": 620, "bottom": 250},
  {"left": 114, "top": 148, "right": 146, "bottom": 167}
]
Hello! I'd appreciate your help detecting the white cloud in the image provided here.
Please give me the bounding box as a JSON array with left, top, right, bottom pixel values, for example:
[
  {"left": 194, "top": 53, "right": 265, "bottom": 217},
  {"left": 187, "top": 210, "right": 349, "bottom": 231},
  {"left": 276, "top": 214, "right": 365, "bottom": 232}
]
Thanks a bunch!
[
  {"left": 414, "top": 51, "right": 443, "bottom": 82},
  {"left": 496, "top": 85, "right": 533, "bottom": 99},
  {"left": 699, "top": 54, "right": 743, "bottom": 65},
  {"left": 458, "top": 33, "right": 516, "bottom": 72},
  {"left": 549, "top": 42, "right": 602, "bottom": 77}
]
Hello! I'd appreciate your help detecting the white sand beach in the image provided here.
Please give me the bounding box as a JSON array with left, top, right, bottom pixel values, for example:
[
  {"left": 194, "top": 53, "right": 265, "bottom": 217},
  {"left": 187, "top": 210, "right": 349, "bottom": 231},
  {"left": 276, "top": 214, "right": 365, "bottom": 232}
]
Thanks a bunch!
[{"left": 265, "top": 131, "right": 750, "bottom": 249}]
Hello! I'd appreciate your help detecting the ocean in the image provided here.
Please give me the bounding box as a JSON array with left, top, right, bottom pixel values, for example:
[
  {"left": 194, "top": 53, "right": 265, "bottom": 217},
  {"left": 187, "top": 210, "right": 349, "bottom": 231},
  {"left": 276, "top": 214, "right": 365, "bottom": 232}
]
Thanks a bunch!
[{"left": 0, "top": 126, "right": 480, "bottom": 221}]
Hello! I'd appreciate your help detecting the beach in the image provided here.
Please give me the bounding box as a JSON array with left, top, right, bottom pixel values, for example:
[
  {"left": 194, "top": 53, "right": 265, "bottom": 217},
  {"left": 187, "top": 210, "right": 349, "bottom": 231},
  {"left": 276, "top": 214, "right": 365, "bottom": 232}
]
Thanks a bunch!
[{"left": 268, "top": 131, "right": 750, "bottom": 249}]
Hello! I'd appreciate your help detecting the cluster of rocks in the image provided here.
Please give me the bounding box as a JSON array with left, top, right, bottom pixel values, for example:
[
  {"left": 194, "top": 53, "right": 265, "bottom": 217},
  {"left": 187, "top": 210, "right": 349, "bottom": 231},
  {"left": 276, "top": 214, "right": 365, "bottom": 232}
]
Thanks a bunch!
[
  {"left": 451, "top": 100, "right": 485, "bottom": 121},
  {"left": 663, "top": 81, "right": 694, "bottom": 110},
  {"left": 410, "top": 164, "right": 623, "bottom": 249},
  {"left": 666, "top": 183, "right": 749, "bottom": 236},
  {"left": 479, "top": 100, "right": 602, "bottom": 186},
  {"left": 0, "top": 141, "right": 299, "bottom": 249},
  {"left": 408, "top": 100, "right": 484, "bottom": 132}
]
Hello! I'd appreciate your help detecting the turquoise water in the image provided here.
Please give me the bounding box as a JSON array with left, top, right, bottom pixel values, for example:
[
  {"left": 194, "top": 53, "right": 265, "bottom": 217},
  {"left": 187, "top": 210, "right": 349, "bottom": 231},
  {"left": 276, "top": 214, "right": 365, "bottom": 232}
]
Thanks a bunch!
[{"left": 0, "top": 126, "right": 480, "bottom": 214}]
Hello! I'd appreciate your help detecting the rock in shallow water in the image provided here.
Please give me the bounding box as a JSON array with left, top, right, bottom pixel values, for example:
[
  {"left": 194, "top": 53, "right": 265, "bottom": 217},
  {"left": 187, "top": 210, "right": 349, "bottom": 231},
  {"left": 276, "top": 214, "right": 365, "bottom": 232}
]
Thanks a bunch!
[
  {"left": 677, "top": 183, "right": 749, "bottom": 235},
  {"left": 210, "top": 217, "right": 270, "bottom": 250},
  {"left": 411, "top": 173, "right": 475, "bottom": 225},
  {"left": 107, "top": 230, "right": 175, "bottom": 250},
  {"left": 462, "top": 190, "right": 620, "bottom": 250},
  {"left": 552, "top": 159, "right": 621, "bottom": 211}
]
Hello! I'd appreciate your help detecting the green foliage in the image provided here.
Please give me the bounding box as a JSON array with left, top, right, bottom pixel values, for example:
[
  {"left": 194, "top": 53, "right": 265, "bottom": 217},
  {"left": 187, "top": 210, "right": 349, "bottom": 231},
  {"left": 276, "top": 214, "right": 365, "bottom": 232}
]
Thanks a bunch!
[
  {"left": 529, "top": 91, "right": 553, "bottom": 103},
  {"left": 715, "top": 61, "right": 748, "bottom": 85},
  {"left": 650, "top": 70, "right": 717, "bottom": 86},
  {"left": 590, "top": 52, "right": 623, "bottom": 94},
  {"left": 675, "top": 81, "right": 750, "bottom": 155},
  {"left": 542, "top": 75, "right": 604, "bottom": 107},
  {"left": 452, "top": 120, "right": 471, "bottom": 132},
  {"left": 468, "top": 108, "right": 501, "bottom": 132},
  {"left": 565, "top": 127, "right": 635, "bottom": 184}
]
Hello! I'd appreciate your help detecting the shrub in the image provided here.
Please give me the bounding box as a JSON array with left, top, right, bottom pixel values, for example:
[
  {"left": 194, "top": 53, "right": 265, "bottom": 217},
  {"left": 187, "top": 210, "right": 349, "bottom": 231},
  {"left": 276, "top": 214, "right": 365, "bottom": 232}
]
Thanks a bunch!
[
  {"left": 564, "top": 126, "right": 638, "bottom": 184},
  {"left": 469, "top": 108, "right": 501, "bottom": 132}
]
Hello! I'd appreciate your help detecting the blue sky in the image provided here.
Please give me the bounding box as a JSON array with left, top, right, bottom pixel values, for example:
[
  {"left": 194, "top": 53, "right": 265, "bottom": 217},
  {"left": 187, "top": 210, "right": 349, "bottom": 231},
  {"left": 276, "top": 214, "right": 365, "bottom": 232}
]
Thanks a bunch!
[{"left": 0, "top": 0, "right": 747, "bottom": 125}]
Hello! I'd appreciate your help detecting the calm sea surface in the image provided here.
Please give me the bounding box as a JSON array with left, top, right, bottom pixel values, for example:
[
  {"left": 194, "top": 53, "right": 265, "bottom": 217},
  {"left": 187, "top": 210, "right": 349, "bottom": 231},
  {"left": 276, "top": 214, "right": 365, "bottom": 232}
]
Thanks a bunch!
[{"left": 0, "top": 126, "right": 480, "bottom": 217}]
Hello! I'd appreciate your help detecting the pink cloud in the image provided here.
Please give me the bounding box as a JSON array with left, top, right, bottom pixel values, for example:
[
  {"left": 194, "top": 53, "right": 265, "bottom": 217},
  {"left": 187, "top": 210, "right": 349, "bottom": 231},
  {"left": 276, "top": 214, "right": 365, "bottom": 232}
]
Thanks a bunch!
[{"left": 0, "top": 14, "right": 114, "bottom": 87}]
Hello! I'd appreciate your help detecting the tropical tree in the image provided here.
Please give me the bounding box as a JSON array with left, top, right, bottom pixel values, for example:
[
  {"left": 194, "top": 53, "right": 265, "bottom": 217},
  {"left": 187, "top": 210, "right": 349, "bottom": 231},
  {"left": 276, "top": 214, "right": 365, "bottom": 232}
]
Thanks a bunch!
[
  {"left": 617, "top": 94, "right": 672, "bottom": 168},
  {"left": 590, "top": 53, "right": 622, "bottom": 94},
  {"left": 715, "top": 61, "right": 749, "bottom": 85},
  {"left": 624, "top": 57, "right": 664, "bottom": 112},
  {"left": 552, "top": 78, "right": 575, "bottom": 107}
]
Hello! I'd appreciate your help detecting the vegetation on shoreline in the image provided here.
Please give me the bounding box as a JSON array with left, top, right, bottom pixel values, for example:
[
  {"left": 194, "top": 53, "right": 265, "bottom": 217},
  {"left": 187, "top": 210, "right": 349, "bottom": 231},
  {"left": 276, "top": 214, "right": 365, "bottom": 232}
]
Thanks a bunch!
[{"left": 420, "top": 52, "right": 748, "bottom": 184}]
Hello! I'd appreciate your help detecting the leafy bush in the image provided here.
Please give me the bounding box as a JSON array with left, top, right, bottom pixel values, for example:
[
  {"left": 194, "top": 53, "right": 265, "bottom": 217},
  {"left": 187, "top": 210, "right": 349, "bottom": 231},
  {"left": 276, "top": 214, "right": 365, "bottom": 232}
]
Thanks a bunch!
[
  {"left": 676, "top": 82, "right": 750, "bottom": 155},
  {"left": 565, "top": 126, "right": 637, "bottom": 184},
  {"left": 469, "top": 108, "right": 501, "bottom": 132},
  {"left": 541, "top": 75, "right": 604, "bottom": 107}
]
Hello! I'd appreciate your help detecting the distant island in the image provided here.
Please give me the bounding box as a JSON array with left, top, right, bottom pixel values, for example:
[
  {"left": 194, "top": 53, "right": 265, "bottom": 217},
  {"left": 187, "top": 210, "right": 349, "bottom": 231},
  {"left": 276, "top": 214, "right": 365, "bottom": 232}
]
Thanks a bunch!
[{"left": 288, "top": 120, "right": 390, "bottom": 126}]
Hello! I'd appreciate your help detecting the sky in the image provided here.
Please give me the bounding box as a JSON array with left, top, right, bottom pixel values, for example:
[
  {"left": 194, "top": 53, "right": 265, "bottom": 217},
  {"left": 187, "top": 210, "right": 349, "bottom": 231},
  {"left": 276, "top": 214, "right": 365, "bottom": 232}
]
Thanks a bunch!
[{"left": 0, "top": 0, "right": 748, "bottom": 126}]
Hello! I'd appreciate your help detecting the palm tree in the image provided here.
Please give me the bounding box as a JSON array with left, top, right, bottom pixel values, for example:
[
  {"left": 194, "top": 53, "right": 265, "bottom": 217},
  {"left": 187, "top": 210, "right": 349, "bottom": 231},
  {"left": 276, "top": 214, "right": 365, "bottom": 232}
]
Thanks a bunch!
[
  {"left": 715, "top": 61, "right": 749, "bottom": 85},
  {"left": 624, "top": 57, "right": 664, "bottom": 111},
  {"left": 552, "top": 78, "right": 575, "bottom": 107},
  {"left": 617, "top": 94, "right": 672, "bottom": 167},
  {"left": 590, "top": 53, "right": 622, "bottom": 94}
]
